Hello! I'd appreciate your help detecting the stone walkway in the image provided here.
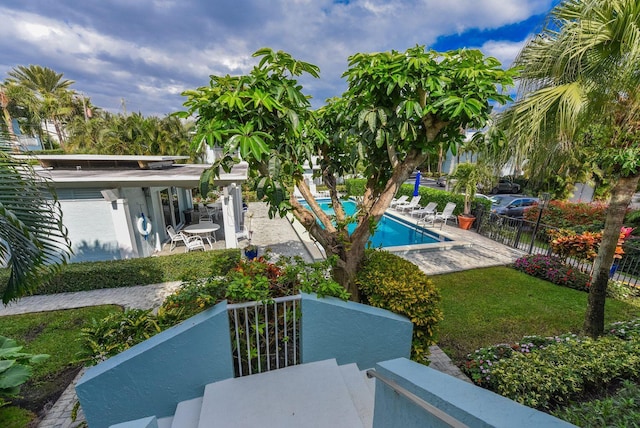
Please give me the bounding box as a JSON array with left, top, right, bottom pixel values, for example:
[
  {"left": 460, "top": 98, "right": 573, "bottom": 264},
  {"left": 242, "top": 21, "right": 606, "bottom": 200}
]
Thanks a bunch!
[{"left": 1, "top": 202, "right": 524, "bottom": 427}]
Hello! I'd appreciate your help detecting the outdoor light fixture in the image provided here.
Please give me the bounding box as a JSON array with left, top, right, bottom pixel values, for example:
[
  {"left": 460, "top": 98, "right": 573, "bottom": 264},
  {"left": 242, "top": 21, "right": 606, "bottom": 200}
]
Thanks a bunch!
[
  {"left": 540, "top": 192, "right": 551, "bottom": 209},
  {"left": 529, "top": 192, "right": 552, "bottom": 254}
]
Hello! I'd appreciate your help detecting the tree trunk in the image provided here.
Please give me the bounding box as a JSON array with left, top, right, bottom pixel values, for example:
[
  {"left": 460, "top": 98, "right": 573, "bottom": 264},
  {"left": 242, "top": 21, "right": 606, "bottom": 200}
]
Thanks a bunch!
[
  {"left": 332, "top": 243, "right": 365, "bottom": 302},
  {"left": 583, "top": 174, "right": 640, "bottom": 337}
]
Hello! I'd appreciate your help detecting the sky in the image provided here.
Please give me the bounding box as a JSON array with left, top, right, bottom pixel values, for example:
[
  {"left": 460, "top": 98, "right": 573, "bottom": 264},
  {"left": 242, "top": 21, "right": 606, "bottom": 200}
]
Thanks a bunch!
[{"left": 0, "top": 0, "right": 558, "bottom": 117}]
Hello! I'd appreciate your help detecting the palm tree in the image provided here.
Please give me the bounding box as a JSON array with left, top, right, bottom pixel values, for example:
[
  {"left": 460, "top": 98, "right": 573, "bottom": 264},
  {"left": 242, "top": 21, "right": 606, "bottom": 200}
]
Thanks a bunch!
[
  {"left": 0, "top": 134, "right": 71, "bottom": 303},
  {"left": 6, "top": 65, "right": 75, "bottom": 148},
  {"left": 498, "top": 0, "right": 640, "bottom": 337}
]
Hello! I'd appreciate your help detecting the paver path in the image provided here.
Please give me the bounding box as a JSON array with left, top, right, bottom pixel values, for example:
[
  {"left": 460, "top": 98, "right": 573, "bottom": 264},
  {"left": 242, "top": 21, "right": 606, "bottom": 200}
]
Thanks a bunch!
[{"left": 0, "top": 282, "right": 182, "bottom": 317}]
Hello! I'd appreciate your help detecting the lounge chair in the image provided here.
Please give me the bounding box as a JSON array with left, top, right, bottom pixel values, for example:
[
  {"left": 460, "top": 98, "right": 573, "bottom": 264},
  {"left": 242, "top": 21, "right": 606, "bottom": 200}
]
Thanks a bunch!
[
  {"left": 418, "top": 202, "right": 457, "bottom": 229},
  {"left": 396, "top": 195, "right": 422, "bottom": 212},
  {"left": 389, "top": 195, "right": 409, "bottom": 208},
  {"left": 410, "top": 202, "right": 438, "bottom": 218},
  {"left": 434, "top": 202, "right": 458, "bottom": 228}
]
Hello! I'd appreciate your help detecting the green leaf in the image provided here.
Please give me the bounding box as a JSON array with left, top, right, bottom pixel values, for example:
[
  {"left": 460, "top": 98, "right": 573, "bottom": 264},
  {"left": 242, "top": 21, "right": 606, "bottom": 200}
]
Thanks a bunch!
[
  {"left": 375, "top": 129, "right": 386, "bottom": 148},
  {"left": 0, "top": 360, "right": 15, "bottom": 373},
  {"left": 0, "top": 365, "right": 31, "bottom": 390}
]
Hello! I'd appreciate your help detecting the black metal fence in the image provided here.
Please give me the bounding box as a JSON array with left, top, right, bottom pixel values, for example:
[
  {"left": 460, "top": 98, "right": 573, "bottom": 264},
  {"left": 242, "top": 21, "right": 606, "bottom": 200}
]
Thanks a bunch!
[{"left": 474, "top": 207, "right": 640, "bottom": 287}]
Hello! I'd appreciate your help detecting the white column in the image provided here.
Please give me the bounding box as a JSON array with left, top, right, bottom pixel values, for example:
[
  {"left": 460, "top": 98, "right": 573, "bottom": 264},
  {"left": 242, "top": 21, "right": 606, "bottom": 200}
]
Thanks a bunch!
[
  {"left": 110, "top": 199, "right": 140, "bottom": 258},
  {"left": 221, "top": 192, "right": 238, "bottom": 249}
]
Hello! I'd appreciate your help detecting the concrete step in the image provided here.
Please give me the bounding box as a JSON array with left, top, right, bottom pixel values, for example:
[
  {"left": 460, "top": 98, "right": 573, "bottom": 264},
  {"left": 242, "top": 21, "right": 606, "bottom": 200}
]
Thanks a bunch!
[
  {"left": 198, "top": 359, "right": 365, "bottom": 427},
  {"left": 156, "top": 416, "right": 173, "bottom": 428},
  {"left": 339, "top": 364, "right": 375, "bottom": 428},
  {"left": 171, "top": 396, "right": 203, "bottom": 428}
]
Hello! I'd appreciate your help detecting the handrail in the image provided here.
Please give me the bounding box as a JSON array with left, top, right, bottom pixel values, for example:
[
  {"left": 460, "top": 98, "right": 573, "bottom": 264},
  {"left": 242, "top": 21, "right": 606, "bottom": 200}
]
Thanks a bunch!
[{"left": 366, "top": 369, "right": 469, "bottom": 428}]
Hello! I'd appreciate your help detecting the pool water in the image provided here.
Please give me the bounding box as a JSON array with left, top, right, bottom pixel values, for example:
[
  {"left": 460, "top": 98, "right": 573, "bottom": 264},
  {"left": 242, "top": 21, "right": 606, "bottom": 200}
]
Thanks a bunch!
[{"left": 303, "top": 199, "right": 450, "bottom": 248}]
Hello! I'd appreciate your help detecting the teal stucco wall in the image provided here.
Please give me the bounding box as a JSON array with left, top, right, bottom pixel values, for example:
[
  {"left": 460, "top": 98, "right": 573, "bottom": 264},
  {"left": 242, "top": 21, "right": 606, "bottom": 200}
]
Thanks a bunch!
[
  {"left": 300, "top": 293, "right": 413, "bottom": 370},
  {"left": 76, "top": 302, "right": 234, "bottom": 428},
  {"left": 373, "top": 358, "right": 576, "bottom": 428}
]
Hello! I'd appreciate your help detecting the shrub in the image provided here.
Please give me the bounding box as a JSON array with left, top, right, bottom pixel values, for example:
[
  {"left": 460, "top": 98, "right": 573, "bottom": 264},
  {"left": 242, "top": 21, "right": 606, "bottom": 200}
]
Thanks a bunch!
[
  {"left": 490, "top": 336, "right": 640, "bottom": 410},
  {"left": 356, "top": 249, "right": 443, "bottom": 362},
  {"left": 462, "top": 334, "right": 580, "bottom": 388},
  {"left": 607, "top": 318, "right": 640, "bottom": 340},
  {"left": 551, "top": 380, "right": 640, "bottom": 427},
  {"left": 513, "top": 254, "right": 591, "bottom": 291},
  {"left": 0, "top": 249, "right": 241, "bottom": 296},
  {"left": 525, "top": 200, "right": 607, "bottom": 233},
  {"left": 548, "top": 229, "right": 601, "bottom": 262},
  {"left": 607, "top": 279, "right": 640, "bottom": 301},
  {"left": 157, "top": 277, "right": 227, "bottom": 326},
  {"left": 79, "top": 309, "right": 162, "bottom": 365}
]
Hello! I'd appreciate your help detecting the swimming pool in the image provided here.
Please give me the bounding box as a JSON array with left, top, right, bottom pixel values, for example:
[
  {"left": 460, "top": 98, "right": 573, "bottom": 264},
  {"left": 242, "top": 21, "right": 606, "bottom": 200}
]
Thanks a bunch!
[{"left": 302, "top": 199, "right": 451, "bottom": 248}]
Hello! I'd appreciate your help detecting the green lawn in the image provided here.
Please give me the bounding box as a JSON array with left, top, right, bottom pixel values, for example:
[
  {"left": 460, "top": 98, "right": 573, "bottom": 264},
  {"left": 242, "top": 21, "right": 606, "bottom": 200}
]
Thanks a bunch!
[
  {"left": 0, "top": 305, "right": 122, "bottom": 427},
  {"left": 431, "top": 266, "right": 640, "bottom": 362}
]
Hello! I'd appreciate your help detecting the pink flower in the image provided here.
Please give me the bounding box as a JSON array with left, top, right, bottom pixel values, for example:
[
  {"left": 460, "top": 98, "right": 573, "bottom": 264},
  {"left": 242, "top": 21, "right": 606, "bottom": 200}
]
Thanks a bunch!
[{"left": 621, "top": 227, "right": 634, "bottom": 239}]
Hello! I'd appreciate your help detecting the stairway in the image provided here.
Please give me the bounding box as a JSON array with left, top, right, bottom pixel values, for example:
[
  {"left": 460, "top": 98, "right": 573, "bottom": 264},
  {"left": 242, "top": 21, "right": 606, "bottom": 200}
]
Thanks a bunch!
[{"left": 156, "top": 359, "right": 375, "bottom": 428}]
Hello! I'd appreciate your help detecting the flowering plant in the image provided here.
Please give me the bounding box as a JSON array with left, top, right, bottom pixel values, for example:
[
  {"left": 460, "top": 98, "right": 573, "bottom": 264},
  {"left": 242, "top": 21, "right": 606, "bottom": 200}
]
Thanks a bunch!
[
  {"left": 513, "top": 254, "right": 591, "bottom": 291},
  {"left": 462, "top": 333, "right": 581, "bottom": 387}
]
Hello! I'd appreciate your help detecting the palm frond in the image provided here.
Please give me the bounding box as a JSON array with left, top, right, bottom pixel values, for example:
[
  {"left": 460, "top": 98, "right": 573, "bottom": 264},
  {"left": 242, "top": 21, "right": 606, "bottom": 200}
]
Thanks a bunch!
[{"left": 0, "top": 140, "right": 71, "bottom": 303}]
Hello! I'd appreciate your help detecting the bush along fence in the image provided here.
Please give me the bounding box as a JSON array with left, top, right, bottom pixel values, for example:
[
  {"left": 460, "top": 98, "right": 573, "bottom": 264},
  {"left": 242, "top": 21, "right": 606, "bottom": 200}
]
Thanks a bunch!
[{"left": 475, "top": 207, "right": 640, "bottom": 288}]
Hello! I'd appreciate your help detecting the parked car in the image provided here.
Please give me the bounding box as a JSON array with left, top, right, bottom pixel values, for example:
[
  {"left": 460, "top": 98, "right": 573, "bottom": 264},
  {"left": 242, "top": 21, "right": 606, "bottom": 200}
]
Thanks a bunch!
[
  {"left": 474, "top": 193, "right": 496, "bottom": 203},
  {"left": 491, "top": 196, "right": 539, "bottom": 218},
  {"left": 490, "top": 178, "right": 521, "bottom": 194}
]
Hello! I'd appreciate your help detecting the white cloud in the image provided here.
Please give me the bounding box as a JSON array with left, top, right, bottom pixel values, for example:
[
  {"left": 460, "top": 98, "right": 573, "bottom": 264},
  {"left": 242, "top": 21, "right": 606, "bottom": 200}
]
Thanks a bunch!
[
  {"left": 0, "top": 1, "right": 555, "bottom": 114},
  {"left": 478, "top": 38, "right": 530, "bottom": 67}
]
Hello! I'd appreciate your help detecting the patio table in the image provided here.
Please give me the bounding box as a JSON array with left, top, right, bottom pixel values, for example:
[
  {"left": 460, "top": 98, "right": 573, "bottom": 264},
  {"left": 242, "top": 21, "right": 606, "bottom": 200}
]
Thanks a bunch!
[{"left": 183, "top": 223, "right": 220, "bottom": 249}]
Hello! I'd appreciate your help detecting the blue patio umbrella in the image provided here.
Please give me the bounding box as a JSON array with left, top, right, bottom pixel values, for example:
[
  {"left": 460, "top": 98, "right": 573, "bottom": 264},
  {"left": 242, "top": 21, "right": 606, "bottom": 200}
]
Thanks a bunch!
[{"left": 413, "top": 171, "right": 421, "bottom": 196}]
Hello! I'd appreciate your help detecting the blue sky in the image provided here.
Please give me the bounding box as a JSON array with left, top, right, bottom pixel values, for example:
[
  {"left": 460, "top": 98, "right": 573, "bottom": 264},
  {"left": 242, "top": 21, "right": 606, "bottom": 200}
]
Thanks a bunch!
[{"left": 0, "top": 0, "right": 556, "bottom": 116}]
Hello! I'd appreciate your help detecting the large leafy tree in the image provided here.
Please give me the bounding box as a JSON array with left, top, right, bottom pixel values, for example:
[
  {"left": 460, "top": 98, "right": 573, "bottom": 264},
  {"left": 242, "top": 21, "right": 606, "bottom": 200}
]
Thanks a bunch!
[
  {"left": 0, "top": 136, "right": 71, "bottom": 303},
  {"left": 498, "top": 0, "right": 640, "bottom": 336},
  {"left": 181, "top": 47, "right": 515, "bottom": 300}
]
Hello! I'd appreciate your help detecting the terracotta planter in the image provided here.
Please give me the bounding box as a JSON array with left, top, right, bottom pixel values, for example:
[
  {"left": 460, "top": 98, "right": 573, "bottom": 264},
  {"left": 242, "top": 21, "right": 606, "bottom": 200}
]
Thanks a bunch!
[{"left": 458, "top": 215, "right": 475, "bottom": 230}]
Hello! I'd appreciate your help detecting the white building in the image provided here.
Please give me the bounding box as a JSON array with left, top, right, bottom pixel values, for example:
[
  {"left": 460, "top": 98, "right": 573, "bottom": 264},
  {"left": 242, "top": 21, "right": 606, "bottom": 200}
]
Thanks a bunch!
[{"left": 18, "top": 154, "right": 248, "bottom": 262}]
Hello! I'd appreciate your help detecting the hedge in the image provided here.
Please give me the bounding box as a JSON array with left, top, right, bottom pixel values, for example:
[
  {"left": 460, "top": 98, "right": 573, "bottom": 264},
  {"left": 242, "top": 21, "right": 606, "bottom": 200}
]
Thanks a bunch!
[{"left": 0, "top": 249, "right": 241, "bottom": 296}]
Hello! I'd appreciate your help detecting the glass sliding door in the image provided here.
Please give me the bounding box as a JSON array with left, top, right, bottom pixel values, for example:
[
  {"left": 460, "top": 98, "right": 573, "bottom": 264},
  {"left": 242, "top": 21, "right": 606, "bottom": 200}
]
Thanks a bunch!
[{"left": 160, "top": 187, "right": 182, "bottom": 228}]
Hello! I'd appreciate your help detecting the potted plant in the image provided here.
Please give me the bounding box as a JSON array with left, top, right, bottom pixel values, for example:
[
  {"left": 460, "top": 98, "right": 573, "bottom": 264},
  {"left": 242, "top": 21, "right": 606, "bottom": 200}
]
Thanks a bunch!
[
  {"left": 243, "top": 212, "right": 258, "bottom": 259},
  {"left": 244, "top": 242, "right": 258, "bottom": 260},
  {"left": 451, "top": 162, "right": 492, "bottom": 230}
]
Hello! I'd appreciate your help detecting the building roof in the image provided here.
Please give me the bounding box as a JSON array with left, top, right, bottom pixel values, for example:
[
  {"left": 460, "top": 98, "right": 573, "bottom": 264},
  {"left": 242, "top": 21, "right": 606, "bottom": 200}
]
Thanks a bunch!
[{"left": 15, "top": 154, "right": 248, "bottom": 189}]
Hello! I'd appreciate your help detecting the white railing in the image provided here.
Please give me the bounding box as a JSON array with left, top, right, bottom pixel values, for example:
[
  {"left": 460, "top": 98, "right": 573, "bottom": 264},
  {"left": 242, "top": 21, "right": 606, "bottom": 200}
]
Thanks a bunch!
[{"left": 227, "top": 294, "right": 301, "bottom": 377}]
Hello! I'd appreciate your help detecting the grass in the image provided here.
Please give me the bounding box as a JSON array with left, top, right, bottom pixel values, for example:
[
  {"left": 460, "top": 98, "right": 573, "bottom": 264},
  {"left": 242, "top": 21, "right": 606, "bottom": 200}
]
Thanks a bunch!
[
  {"left": 0, "top": 305, "right": 123, "bottom": 426},
  {"left": 431, "top": 266, "right": 640, "bottom": 362}
]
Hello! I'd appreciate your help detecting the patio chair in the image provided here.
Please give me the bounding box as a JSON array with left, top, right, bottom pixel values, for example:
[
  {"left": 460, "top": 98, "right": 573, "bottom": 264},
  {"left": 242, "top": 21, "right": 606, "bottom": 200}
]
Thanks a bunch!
[
  {"left": 167, "top": 225, "right": 187, "bottom": 252},
  {"left": 184, "top": 235, "right": 206, "bottom": 252},
  {"left": 433, "top": 202, "right": 458, "bottom": 228},
  {"left": 389, "top": 195, "right": 409, "bottom": 208},
  {"left": 410, "top": 202, "right": 438, "bottom": 218},
  {"left": 396, "top": 195, "right": 422, "bottom": 212}
]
